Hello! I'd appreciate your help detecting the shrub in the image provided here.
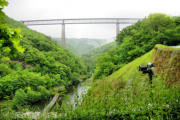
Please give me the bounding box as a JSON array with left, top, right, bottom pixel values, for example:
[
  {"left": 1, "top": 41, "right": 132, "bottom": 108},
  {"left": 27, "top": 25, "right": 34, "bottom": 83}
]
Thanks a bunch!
[
  {"left": 0, "top": 63, "right": 12, "bottom": 77},
  {"left": 12, "top": 86, "right": 55, "bottom": 108},
  {"left": 11, "top": 89, "right": 28, "bottom": 107},
  {"left": 0, "top": 70, "right": 55, "bottom": 99}
]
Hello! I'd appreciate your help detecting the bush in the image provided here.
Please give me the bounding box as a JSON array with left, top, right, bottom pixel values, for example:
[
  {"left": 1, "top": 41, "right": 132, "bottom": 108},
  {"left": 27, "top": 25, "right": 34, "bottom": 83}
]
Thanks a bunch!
[
  {"left": 11, "top": 89, "right": 28, "bottom": 107},
  {"left": 0, "top": 70, "right": 56, "bottom": 99},
  {"left": 12, "top": 86, "right": 55, "bottom": 108},
  {"left": 0, "top": 63, "right": 12, "bottom": 77},
  {"left": 0, "top": 24, "right": 24, "bottom": 61}
]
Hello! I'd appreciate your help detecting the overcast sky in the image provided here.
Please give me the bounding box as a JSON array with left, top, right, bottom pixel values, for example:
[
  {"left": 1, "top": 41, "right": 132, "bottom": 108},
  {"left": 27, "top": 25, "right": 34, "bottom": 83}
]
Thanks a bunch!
[{"left": 3, "top": 0, "right": 180, "bottom": 41}]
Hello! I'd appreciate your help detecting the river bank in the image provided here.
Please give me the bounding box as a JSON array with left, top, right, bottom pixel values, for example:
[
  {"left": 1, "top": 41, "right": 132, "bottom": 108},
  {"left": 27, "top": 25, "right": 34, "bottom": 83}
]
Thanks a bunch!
[{"left": 0, "top": 78, "right": 92, "bottom": 119}]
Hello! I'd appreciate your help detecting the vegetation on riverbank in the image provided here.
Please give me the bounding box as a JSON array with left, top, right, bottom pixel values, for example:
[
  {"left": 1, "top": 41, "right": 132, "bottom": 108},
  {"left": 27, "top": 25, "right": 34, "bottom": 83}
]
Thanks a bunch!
[{"left": 0, "top": 0, "right": 88, "bottom": 110}]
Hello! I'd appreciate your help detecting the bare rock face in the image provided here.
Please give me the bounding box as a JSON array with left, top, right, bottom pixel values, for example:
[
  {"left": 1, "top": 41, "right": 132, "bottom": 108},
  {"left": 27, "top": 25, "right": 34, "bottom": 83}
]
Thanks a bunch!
[{"left": 153, "top": 45, "right": 180, "bottom": 87}]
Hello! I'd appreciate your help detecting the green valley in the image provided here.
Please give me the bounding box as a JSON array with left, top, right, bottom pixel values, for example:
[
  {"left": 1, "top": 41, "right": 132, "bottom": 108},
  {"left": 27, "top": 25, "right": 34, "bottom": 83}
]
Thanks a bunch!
[
  {"left": 53, "top": 37, "right": 110, "bottom": 56},
  {"left": 0, "top": 0, "right": 180, "bottom": 119}
]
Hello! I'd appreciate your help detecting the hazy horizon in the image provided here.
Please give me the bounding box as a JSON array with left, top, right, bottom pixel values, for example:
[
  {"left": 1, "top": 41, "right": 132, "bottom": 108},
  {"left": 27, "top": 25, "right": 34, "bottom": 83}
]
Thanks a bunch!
[{"left": 3, "top": 0, "right": 180, "bottom": 41}]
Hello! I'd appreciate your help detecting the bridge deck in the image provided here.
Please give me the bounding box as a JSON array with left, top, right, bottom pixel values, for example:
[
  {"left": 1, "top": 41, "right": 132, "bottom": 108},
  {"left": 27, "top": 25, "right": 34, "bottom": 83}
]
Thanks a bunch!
[{"left": 22, "top": 18, "right": 143, "bottom": 26}]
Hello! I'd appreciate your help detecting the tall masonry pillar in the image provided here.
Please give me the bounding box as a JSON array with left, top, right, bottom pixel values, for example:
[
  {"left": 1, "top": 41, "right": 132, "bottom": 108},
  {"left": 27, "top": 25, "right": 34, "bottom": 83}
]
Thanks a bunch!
[{"left": 61, "top": 21, "right": 66, "bottom": 48}]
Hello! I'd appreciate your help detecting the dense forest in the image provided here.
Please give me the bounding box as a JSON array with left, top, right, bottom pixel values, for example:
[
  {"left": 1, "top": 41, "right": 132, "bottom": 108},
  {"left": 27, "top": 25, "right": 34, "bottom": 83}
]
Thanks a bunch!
[
  {"left": 0, "top": 2, "right": 88, "bottom": 109},
  {"left": 1, "top": 0, "right": 180, "bottom": 119}
]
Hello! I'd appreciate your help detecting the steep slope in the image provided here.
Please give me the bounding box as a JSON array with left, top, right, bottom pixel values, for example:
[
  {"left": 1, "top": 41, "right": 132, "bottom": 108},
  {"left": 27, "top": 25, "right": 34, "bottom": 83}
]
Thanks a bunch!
[
  {"left": 62, "top": 45, "right": 180, "bottom": 119},
  {"left": 88, "top": 45, "right": 180, "bottom": 96},
  {"left": 0, "top": 16, "right": 87, "bottom": 107}
]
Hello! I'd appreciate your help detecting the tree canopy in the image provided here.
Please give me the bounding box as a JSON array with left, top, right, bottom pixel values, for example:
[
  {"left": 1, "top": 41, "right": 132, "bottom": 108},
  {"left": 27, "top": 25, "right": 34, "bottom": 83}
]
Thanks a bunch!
[{"left": 0, "top": 0, "right": 24, "bottom": 61}]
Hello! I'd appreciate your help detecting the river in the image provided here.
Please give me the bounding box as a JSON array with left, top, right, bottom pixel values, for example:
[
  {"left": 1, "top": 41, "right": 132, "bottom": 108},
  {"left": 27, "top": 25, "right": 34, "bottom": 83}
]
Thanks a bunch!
[
  {"left": 14, "top": 80, "right": 91, "bottom": 119},
  {"left": 66, "top": 82, "right": 91, "bottom": 108}
]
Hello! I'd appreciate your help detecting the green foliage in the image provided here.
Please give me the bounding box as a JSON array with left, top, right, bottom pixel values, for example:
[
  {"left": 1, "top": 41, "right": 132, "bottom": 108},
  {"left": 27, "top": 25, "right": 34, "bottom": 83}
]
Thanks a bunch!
[
  {"left": 0, "top": 1, "right": 23, "bottom": 62},
  {"left": 4, "top": 16, "right": 87, "bottom": 78},
  {"left": 0, "top": 63, "right": 12, "bottom": 77},
  {"left": 0, "top": 0, "right": 8, "bottom": 8},
  {"left": 94, "top": 13, "right": 180, "bottom": 80},
  {"left": 11, "top": 89, "right": 28, "bottom": 107},
  {"left": 0, "top": 0, "right": 8, "bottom": 23},
  {"left": 12, "top": 86, "right": 54, "bottom": 108},
  {"left": 55, "top": 49, "right": 180, "bottom": 119},
  {"left": 0, "top": 15, "right": 87, "bottom": 107},
  {"left": 82, "top": 42, "right": 116, "bottom": 72},
  {"left": 0, "top": 70, "right": 54, "bottom": 99},
  {"left": 0, "top": 24, "right": 24, "bottom": 61}
]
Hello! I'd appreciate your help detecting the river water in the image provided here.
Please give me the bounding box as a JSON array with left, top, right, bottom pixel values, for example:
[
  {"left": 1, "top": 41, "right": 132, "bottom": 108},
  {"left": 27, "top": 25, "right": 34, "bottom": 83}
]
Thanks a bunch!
[{"left": 66, "top": 82, "right": 91, "bottom": 108}]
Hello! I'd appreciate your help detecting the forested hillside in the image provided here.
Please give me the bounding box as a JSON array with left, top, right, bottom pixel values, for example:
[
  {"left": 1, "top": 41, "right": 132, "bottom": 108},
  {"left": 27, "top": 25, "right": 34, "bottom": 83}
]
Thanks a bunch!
[
  {"left": 53, "top": 38, "right": 109, "bottom": 55},
  {"left": 81, "top": 42, "right": 116, "bottom": 72},
  {"left": 0, "top": 15, "right": 87, "bottom": 107},
  {"left": 93, "top": 14, "right": 180, "bottom": 80}
]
